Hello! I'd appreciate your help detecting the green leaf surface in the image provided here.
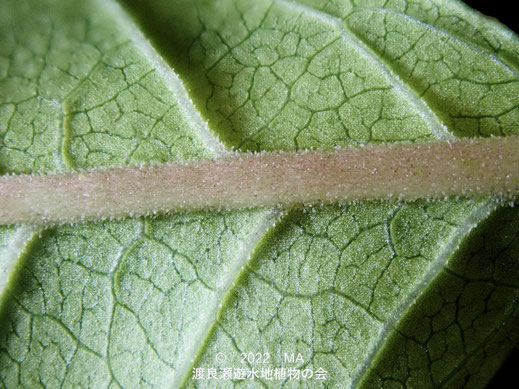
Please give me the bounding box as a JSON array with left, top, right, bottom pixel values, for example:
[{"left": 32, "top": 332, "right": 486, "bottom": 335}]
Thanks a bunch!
[{"left": 1, "top": 0, "right": 518, "bottom": 388}]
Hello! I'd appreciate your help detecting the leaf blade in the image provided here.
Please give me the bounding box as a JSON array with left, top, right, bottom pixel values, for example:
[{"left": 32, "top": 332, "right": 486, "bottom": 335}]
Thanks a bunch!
[{"left": 1, "top": 0, "right": 518, "bottom": 387}]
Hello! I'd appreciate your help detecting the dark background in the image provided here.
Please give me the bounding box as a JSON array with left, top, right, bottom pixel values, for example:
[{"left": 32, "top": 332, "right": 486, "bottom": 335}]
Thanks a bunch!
[
  {"left": 462, "top": 1, "right": 517, "bottom": 34},
  {"left": 459, "top": 2, "right": 518, "bottom": 388}
]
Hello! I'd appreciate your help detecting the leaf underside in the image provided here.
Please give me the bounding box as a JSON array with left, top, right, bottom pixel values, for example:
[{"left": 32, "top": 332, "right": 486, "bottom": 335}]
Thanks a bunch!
[{"left": 0, "top": 0, "right": 518, "bottom": 388}]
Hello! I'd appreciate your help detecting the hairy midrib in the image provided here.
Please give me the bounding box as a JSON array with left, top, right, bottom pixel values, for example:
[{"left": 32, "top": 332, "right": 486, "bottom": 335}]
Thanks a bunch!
[{"left": 1, "top": 136, "right": 518, "bottom": 225}]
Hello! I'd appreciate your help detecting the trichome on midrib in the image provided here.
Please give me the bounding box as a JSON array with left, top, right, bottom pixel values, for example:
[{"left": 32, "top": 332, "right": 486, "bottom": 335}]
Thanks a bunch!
[{"left": 0, "top": 136, "right": 518, "bottom": 225}]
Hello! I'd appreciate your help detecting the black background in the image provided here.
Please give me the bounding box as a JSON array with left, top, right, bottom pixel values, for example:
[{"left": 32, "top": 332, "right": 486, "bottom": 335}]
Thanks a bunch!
[
  {"left": 459, "top": 2, "right": 518, "bottom": 388},
  {"left": 461, "top": 1, "right": 517, "bottom": 34}
]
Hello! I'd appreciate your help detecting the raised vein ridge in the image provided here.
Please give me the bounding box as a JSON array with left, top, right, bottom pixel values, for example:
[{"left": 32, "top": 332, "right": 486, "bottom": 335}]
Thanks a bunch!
[{"left": 275, "top": 0, "right": 454, "bottom": 141}]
